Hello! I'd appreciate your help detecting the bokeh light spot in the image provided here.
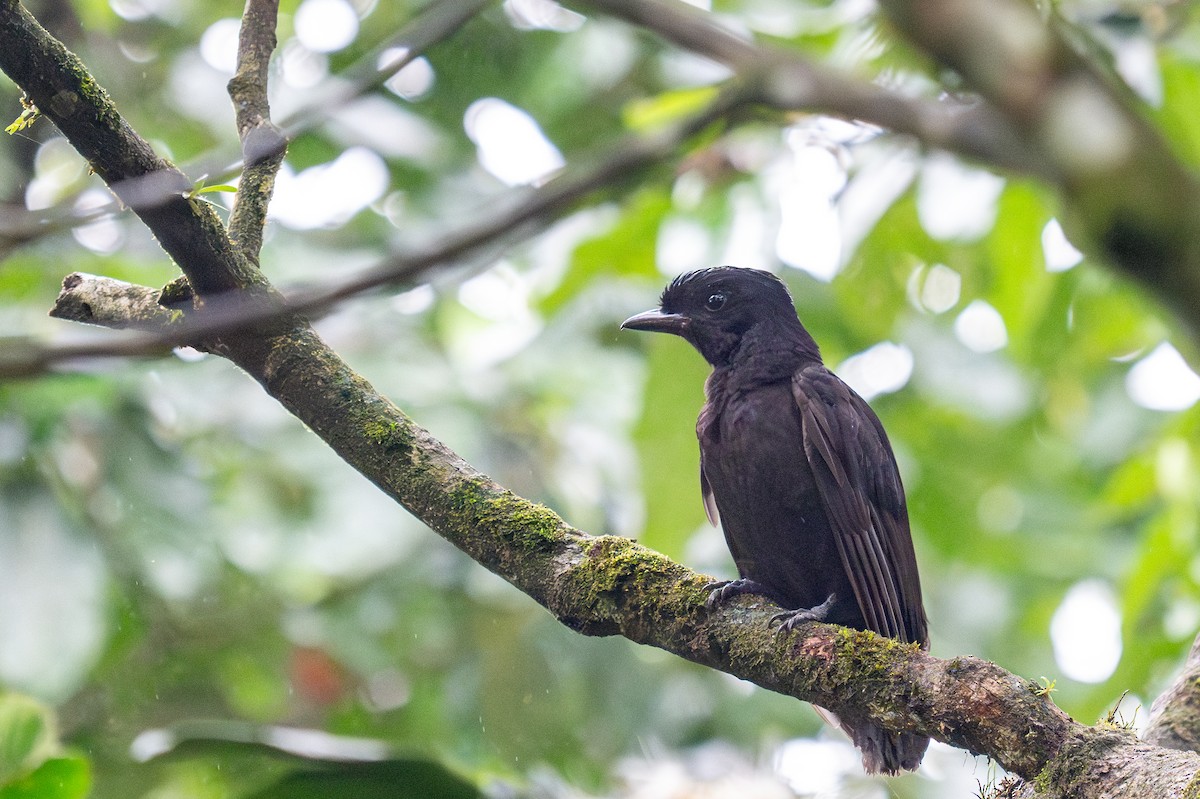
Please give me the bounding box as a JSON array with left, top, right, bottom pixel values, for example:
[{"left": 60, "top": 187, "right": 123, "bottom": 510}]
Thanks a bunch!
[
  {"left": 199, "top": 18, "right": 241, "bottom": 74},
  {"left": 954, "top": 300, "right": 1008, "bottom": 353},
  {"left": 271, "top": 146, "right": 389, "bottom": 229},
  {"left": 295, "top": 0, "right": 359, "bottom": 53},
  {"left": 504, "top": 0, "right": 585, "bottom": 31},
  {"left": 775, "top": 144, "right": 844, "bottom": 281},
  {"left": 907, "top": 262, "right": 961, "bottom": 314},
  {"left": 1050, "top": 580, "right": 1122, "bottom": 684},
  {"left": 837, "top": 342, "right": 913, "bottom": 401},
  {"left": 917, "top": 153, "right": 1004, "bottom": 241},
  {"left": 1042, "top": 218, "right": 1083, "bottom": 272},
  {"left": 464, "top": 98, "right": 564, "bottom": 186},
  {"left": 378, "top": 48, "right": 435, "bottom": 100},
  {"left": 1126, "top": 342, "right": 1200, "bottom": 411}
]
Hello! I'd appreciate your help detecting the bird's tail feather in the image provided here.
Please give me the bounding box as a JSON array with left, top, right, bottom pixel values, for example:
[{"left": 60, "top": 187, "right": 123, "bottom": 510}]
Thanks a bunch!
[{"left": 814, "top": 706, "right": 928, "bottom": 776}]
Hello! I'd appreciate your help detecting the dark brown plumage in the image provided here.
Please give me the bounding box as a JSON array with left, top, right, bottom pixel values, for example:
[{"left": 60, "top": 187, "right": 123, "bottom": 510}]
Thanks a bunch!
[{"left": 622, "top": 266, "right": 929, "bottom": 775}]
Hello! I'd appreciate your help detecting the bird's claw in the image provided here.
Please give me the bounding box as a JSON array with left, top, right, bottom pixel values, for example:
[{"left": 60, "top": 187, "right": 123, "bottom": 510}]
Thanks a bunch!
[
  {"left": 769, "top": 593, "right": 837, "bottom": 635},
  {"left": 704, "top": 578, "right": 770, "bottom": 611},
  {"left": 703, "top": 581, "right": 729, "bottom": 611}
]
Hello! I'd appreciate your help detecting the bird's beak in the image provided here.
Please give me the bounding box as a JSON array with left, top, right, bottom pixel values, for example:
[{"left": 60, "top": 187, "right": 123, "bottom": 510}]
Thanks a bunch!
[{"left": 621, "top": 308, "right": 688, "bottom": 335}]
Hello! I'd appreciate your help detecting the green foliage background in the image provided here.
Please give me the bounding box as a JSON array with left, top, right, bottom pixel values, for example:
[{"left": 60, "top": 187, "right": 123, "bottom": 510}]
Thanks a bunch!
[{"left": 2, "top": 0, "right": 1200, "bottom": 796}]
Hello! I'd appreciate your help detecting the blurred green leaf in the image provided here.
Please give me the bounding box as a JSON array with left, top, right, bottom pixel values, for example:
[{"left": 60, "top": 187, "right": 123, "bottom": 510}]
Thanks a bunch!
[
  {"left": 247, "top": 761, "right": 480, "bottom": 799},
  {"left": 0, "top": 756, "right": 90, "bottom": 799},
  {"left": 0, "top": 695, "right": 55, "bottom": 785},
  {"left": 193, "top": 184, "right": 238, "bottom": 196},
  {"left": 136, "top": 721, "right": 480, "bottom": 799},
  {"left": 632, "top": 335, "right": 711, "bottom": 559},
  {"left": 623, "top": 87, "right": 720, "bottom": 133},
  {"left": 985, "top": 182, "right": 1053, "bottom": 363},
  {"left": 1156, "top": 51, "right": 1200, "bottom": 167}
]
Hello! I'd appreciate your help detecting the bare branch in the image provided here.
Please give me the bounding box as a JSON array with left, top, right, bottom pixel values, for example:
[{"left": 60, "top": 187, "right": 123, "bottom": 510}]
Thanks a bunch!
[
  {"left": 878, "top": 0, "right": 1200, "bottom": 338},
  {"left": 0, "top": 273, "right": 186, "bottom": 379},
  {"left": 226, "top": 0, "right": 286, "bottom": 259},
  {"left": 579, "top": 0, "right": 1042, "bottom": 176},
  {"left": 6, "top": 87, "right": 749, "bottom": 378},
  {"left": 228, "top": 0, "right": 277, "bottom": 136},
  {"left": 50, "top": 272, "right": 179, "bottom": 330}
]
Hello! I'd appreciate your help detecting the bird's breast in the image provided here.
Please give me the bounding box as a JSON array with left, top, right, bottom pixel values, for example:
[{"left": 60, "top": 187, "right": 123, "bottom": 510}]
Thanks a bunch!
[
  {"left": 699, "top": 379, "right": 854, "bottom": 613},
  {"left": 707, "top": 384, "right": 813, "bottom": 516}
]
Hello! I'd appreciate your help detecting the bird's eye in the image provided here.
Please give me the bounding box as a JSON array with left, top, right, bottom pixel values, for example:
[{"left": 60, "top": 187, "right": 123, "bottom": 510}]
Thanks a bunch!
[{"left": 705, "top": 293, "right": 727, "bottom": 311}]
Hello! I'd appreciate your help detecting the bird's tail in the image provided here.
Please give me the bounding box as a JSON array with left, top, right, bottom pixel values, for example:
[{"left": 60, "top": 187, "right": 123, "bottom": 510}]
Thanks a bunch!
[{"left": 813, "top": 706, "right": 928, "bottom": 775}]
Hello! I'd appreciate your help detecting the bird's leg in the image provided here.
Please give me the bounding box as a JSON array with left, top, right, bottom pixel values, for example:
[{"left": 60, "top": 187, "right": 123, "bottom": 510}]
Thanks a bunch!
[
  {"left": 769, "top": 592, "right": 837, "bottom": 634},
  {"left": 703, "top": 578, "right": 775, "bottom": 610}
]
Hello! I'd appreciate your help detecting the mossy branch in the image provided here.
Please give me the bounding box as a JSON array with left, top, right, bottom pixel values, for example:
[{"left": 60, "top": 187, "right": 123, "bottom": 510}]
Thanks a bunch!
[
  {"left": 0, "top": 0, "right": 263, "bottom": 297},
  {"left": 49, "top": 272, "right": 1200, "bottom": 797}
]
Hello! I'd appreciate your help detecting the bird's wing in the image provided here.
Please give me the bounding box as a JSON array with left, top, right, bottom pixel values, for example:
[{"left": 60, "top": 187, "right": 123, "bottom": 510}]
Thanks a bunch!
[
  {"left": 793, "top": 365, "right": 927, "bottom": 646},
  {"left": 699, "top": 458, "right": 720, "bottom": 527},
  {"left": 697, "top": 402, "right": 721, "bottom": 527}
]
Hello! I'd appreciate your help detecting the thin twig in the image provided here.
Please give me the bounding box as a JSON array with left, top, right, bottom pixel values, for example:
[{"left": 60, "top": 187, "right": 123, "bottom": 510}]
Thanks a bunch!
[
  {"left": 2, "top": 88, "right": 748, "bottom": 378},
  {"left": 226, "top": 0, "right": 286, "bottom": 260},
  {"left": 0, "top": 0, "right": 492, "bottom": 251}
]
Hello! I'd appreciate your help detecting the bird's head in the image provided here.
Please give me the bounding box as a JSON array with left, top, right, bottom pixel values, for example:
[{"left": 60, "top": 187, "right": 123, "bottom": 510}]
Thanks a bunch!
[{"left": 621, "top": 266, "right": 816, "bottom": 366}]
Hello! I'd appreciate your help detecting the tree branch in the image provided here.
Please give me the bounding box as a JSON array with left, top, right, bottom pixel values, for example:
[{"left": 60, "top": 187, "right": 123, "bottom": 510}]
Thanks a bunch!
[
  {"left": 0, "top": 0, "right": 490, "bottom": 254},
  {"left": 579, "top": 0, "right": 1044, "bottom": 177},
  {"left": 44, "top": 280, "right": 1071, "bottom": 774},
  {"left": 0, "top": 0, "right": 262, "bottom": 298},
  {"left": 49, "top": 272, "right": 179, "bottom": 331},
  {"left": 877, "top": 0, "right": 1200, "bottom": 339},
  {"left": 226, "top": 0, "right": 286, "bottom": 260},
  {"left": 4, "top": 86, "right": 751, "bottom": 378},
  {"left": 47, "top": 271, "right": 1200, "bottom": 796},
  {"left": 1146, "top": 631, "right": 1200, "bottom": 754},
  {"left": 584, "top": 0, "right": 1200, "bottom": 339},
  {"left": 3, "top": 0, "right": 1103, "bottom": 377}
]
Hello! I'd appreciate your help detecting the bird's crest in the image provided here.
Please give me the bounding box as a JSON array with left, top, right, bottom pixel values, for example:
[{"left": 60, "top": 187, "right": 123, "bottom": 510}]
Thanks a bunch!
[{"left": 661, "top": 266, "right": 791, "bottom": 305}]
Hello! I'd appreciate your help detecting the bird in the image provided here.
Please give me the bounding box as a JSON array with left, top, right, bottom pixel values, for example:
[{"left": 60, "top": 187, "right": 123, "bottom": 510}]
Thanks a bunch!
[{"left": 621, "top": 266, "right": 929, "bottom": 775}]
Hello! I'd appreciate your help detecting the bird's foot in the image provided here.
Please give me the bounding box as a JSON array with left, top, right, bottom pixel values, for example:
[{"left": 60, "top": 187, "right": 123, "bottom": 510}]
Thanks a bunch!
[
  {"left": 704, "top": 578, "right": 773, "bottom": 611},
  {"left": 769, "top": 593, "right": 837, "bottom": 635}
]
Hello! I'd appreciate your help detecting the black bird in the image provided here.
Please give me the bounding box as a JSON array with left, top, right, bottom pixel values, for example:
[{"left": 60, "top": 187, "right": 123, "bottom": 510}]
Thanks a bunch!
[{"left": 622, "top": 266, "right": 929, "bottom": 775}]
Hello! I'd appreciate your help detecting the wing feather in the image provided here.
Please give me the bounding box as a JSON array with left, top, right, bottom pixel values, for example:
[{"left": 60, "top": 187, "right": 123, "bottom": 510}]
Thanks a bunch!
[
  {"left": 794, "top": 366, "right": 927, "bottom": 646},
  {"left": 700, "top": 458, "right": 720, "bottom": 527}
]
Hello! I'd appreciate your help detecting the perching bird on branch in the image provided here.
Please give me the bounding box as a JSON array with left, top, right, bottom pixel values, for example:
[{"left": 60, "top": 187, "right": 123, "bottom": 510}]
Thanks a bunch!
[{"left": 622, "top": 266, "right": 929, "bottom": 775}]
